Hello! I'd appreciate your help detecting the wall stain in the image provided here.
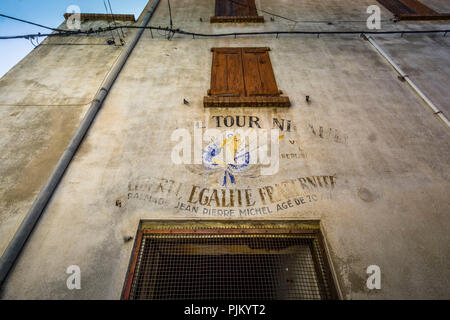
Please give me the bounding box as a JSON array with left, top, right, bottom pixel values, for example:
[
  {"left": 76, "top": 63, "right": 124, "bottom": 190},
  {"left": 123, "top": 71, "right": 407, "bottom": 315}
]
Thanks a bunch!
[
  {"left": 368, "top": 133, "right": 377, "bottom": 142},
  {"left": 1, "top": 107, "right": 85, "bottom": 219},
  {"left": 358, "top": 187, "right": 377, "bottom": 203}
]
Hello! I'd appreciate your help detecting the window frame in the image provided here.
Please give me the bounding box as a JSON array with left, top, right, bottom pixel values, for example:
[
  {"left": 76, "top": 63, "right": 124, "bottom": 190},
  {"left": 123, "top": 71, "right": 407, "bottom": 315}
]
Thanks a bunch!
[
  {"left": 211, "top": 0, "right": 264, "bottom": 23},
  {"left": 122, "top": 221, "right": 339, "bottom": 300},
  {"left": 204, "top": 47, "right": 290, "bottom": 108}
]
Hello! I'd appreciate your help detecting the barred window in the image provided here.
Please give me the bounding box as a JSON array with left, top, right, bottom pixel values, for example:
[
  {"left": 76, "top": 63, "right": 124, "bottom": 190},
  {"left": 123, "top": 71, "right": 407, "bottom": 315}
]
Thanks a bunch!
[{"left": 122, "top": 222, "right": 338, "bottom": 300}]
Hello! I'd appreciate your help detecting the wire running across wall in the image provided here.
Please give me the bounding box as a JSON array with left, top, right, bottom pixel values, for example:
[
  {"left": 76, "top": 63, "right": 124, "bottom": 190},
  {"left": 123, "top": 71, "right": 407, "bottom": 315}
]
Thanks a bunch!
[
  {"left": 107, "top": 0, "right": 125, "bottom": 38},
  {"left": 0, "top": 11, "right": 448, "bottom": 41},
  {"left": 102, "top": 0, "right": 119, "bottom": 43},
  {"left": 2, "top": 11, "right": 445, "bottom": 42},
  {"left": 0, "top": 23, "right": 448, "bottom": 41}
]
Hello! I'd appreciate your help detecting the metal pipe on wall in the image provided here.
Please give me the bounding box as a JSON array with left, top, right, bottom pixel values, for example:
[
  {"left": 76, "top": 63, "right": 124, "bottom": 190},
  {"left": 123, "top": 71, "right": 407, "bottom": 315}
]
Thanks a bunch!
[
  {"left": 363, "top": 33, "right": 450, "bottom": 128},
  {"left": 0, "top": 0, "right": 161, "bottom": 288}
]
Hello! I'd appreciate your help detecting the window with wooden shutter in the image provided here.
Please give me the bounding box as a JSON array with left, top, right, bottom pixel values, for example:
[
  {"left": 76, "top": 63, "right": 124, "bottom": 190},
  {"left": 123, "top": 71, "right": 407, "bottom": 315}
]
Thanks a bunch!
[
  {"left": 204, "top": 47, "right": 290, "bottom": 108},
  {"left": 211, "top": 0, "right": 264, "bottom": 23},
  {"left": 377, "top": 0, "right": 450, "bottom": 20}
]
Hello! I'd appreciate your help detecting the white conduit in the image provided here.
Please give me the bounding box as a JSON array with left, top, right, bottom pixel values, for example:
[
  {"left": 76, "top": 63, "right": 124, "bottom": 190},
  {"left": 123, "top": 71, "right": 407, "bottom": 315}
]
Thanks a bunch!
[{"left": 363, "top": 34, "right": 450, "bottom": 128}]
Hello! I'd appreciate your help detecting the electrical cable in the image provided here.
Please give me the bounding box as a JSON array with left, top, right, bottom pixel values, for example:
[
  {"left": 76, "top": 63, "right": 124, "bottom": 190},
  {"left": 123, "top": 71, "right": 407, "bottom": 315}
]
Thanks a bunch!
[
  {"left": 28, "top": 37, "right": 36, "bottom": 47},
  {"left": 0, "top": 13, "right": 448, "bottom": 40},
  {"left": 0, "top": 13, "right": 67, "bottom": 32},
  {"left": 0, "top": 24, "right": 448, "bottom": 40},
  {"left": 108, "top": 0, "right": 125, "bottom": 38},
  {"left": 103, "top": 0, "right": 117, "bottom": 43},
  {"left": 167, "top": 0, "right": 174, "bottom": 40}
]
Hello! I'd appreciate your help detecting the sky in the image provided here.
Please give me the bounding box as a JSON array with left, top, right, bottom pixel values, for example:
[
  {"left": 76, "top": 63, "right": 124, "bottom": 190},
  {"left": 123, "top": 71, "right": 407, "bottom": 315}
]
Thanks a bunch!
[{"left": 0, "top": 0, "right": 149, "bottom": 78}]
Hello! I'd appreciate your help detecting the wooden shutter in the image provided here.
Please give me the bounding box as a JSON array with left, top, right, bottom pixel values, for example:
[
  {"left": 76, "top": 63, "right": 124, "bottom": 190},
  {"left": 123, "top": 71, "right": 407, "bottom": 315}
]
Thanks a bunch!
[
  {"left": 205, "top": 47, "right": 290, "bottom": 108},
  {"left": 215, "top": 0, "right": 258, "bottom": 16},
  {"left": 244, "top": 0, "right": 258, "bottom": 17},
  {"left": 212, "top": 0, "right": 264, "bottom": 22},
  {"left": 234, "top": 0, "right": 249, "bottom": 16},
  {"left": 242, "top": 48, "right": 280, "bottom": 96},
  {"left": 377, "top": 0, "right": 437, "bottom": 15},
  {"left": 210, "top": 48, "right": 245, "bottom": 97}
]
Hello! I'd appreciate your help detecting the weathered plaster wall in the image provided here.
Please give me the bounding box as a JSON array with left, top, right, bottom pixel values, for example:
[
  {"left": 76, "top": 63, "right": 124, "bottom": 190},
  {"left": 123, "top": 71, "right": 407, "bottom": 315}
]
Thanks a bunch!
[
  {"left": 0, "top": 0, "right": 449, "bottom": 300},
  {"left": 375, "top": 35, "right": 450, "bottom": 117}
]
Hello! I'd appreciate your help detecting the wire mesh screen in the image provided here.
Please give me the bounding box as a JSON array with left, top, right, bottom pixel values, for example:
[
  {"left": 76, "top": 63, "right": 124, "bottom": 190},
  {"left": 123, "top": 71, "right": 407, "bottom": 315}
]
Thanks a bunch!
[{"left": 125, "top": 232, "right": 335, "bottom": 300}]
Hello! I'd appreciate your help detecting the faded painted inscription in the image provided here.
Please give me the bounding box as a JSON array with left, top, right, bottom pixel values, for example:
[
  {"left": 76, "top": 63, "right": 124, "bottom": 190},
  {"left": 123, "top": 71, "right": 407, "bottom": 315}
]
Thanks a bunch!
[{"left": 125, "top": 175, "right": 336, "bottom": 216}]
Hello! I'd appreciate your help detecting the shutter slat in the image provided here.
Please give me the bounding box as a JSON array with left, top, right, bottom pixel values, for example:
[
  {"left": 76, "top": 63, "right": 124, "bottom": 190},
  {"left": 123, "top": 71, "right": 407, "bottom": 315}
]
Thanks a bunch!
[
  {"left": 242, "top": 49, "right": 279, "bottom": 96},
  {"left": 377, "top": 0, "right": 413, "bottom": 14},
  {"left": 238, "top": 0, "right": 251, "bottom": 16},
  {"left": 226, "top": 0, "right": 233, "bottom": 16},
  {"left": 228, "top": 0, "right": 237, "bottom": 16},
  {"left": 247, "top": 0, "right": 258, "bottom": 16},
  {"left": 233, "top": 0, "right": 242, "bottom": 16},
  {"left": 216, "top": 0, "right": 227, "bottom": 16}
]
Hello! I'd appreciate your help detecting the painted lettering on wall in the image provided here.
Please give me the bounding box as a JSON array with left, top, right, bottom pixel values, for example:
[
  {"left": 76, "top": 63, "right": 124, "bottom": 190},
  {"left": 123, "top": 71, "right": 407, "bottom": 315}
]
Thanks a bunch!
[
  {"left": 127, "top": 177, "right": 183, "bottom": 207},
  {"left": 308, "top": 124, "right": 348, "bottom": 145},
  {"left": 212, "top": 115, "right": 293, "bottom": 132},
  {"left": 123, "top": 174, "right": 337, "bottom": 216}
]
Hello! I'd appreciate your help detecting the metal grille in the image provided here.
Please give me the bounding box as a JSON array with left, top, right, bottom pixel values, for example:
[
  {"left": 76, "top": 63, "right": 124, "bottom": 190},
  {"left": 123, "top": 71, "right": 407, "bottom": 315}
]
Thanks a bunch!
[{"left": 123, "top": 229, "right": 337, "bottom": 300}]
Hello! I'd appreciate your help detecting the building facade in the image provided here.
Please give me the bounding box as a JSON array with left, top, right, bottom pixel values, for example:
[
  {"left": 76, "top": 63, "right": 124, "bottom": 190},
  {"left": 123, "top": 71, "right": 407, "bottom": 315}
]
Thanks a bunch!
[{"left": 0, "top": 0, "right": 449, "bottom": 299}]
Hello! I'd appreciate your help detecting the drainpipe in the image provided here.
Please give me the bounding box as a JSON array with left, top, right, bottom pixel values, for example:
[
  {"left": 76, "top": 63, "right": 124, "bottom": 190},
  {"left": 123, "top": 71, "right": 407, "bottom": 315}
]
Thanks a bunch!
[
  {"left": 0, "top": 0, "right": 161, "bottom": 288},
  {"left": 363, "top": 34, "right": 449, "bottom": 128}
]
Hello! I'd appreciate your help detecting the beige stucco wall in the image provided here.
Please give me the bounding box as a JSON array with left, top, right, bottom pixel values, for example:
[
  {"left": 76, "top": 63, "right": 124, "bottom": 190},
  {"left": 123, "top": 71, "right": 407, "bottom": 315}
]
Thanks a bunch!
[
  {"left": 0, "top": 0, "right": 449, "bottom": 299},
  {"left": 0, "top": 24, "right": 127, "bottom": 256}
]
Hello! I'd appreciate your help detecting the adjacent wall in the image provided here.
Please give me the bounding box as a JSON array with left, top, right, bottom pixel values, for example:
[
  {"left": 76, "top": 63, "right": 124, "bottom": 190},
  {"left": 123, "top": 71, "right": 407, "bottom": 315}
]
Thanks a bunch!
[
  {"left": 0, "top": 0, "right": 449, "bottom": 299},
  {"left": 0, "top": 34, "right": 125, "bottom": 257}
]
